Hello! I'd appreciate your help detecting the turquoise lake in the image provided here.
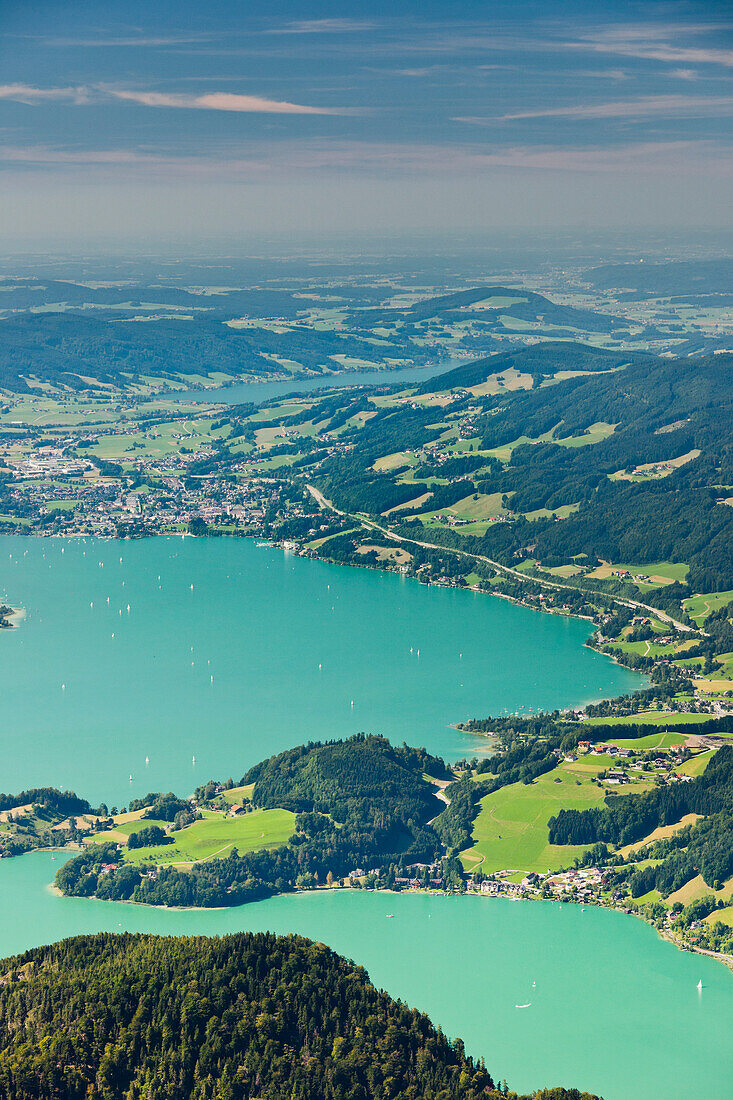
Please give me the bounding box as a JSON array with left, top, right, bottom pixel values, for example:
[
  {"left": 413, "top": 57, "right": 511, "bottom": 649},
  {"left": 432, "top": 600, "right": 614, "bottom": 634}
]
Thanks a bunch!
[
  {"left": 2, "top": 852, "right": 732, "bottom": 1100},
  {"left": 0, "top": 534, "right": 641, "bottom": 805},
  {"left": 3, "top": 532, "right": 720, "bottom": 1100}
]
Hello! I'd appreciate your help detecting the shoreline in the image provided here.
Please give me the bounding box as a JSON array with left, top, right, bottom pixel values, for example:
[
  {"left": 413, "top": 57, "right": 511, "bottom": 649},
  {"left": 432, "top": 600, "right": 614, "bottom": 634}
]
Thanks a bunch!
[
  {"left": 150, "top": 356, "right": 454, "bottom": 404},
  {"left": 0, "top": 533, "right": 720, "bottom": 972},
  {"left": 660, "top": 927, "right": 733, "bottom": 972},
  {"left": 2, "top": 606, "right": 24, "bottom": 628},
  {"left": 33, "top": 850, "right": 733, "bottom": 974}
]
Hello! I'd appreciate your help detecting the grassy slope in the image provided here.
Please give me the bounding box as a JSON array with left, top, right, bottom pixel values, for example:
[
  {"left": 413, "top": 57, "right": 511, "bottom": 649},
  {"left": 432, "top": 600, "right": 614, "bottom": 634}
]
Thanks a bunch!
[
  {"left": 116, "top": 808, "right": 295, "bottom": 866},
  {"left": 460, "top": 761, "right": 608, "bottom": 875},
  {"left": 683, "top": 590, "right": 733, "bottom": 624}
]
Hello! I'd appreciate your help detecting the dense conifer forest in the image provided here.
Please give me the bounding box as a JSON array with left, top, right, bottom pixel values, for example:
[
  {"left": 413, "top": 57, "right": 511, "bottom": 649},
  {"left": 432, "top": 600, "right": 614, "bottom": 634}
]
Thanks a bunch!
[{"left": 0, "top": 932, "right": 600, "bottom": 1100}]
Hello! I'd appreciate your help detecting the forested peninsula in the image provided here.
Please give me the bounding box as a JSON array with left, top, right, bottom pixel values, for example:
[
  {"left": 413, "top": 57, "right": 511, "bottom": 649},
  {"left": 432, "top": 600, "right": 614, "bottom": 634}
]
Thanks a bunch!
[{"left": 2, "top": 712, "right": 730, "bottom": 964}]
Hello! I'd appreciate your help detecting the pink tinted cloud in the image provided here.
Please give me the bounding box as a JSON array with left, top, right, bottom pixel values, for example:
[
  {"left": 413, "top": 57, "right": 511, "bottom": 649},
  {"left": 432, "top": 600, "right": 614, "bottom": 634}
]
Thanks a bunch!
[
  {"left": 109, "top": 89, "right": 349, "bottom": 114},
  {"left": 3, "top": 139, "right": 730, "bottom": 179},
  {"left": 268, "top": 19, "right": 377, "bottom": 35}
]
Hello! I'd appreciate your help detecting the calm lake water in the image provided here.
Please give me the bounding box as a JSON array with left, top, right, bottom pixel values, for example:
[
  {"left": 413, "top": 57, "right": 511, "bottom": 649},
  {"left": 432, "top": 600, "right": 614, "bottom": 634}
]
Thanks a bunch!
[
  {"left": 2, "top": 851, "right": 732, "bottom": 1100},
  {"left": 0, "top": 534, "right": 641, "bottom": 805},
  {"left": 176, "top": 360, "right": 454, "bottom": 405},
  {"left": 0, "top": 535, "right": 727, "bottom": 1100}
]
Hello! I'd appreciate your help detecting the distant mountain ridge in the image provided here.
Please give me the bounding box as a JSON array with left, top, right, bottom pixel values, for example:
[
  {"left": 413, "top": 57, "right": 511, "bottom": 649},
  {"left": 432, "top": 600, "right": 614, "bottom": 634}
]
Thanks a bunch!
[{"left": 347, "top": 285, "right": 625, "bottom": 334}]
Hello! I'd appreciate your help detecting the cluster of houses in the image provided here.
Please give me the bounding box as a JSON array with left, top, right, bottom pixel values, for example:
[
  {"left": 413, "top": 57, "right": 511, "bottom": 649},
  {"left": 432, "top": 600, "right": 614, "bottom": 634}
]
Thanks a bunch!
[
  {"left": 550, "top": 736, "right": 699, "bottom": 788},
  {"left": 468, "top": 866, "right": 607, "bottom": 903},
  {"left": 393, "top": 862, "right": 444, "bottom": 889}
]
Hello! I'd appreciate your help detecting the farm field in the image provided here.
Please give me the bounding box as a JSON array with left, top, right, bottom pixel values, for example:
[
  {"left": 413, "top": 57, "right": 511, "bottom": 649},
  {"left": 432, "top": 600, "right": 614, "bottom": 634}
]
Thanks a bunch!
[
  {"left": 618, "top": 813, "right": 702, "bottom": 858},
  {"left": 600, "top": 730, "right": 692, "bottom": 751},
  {"left": 706, "top": 904, "right": 733, "bottom": 927},
  {"left": 694, "top": 677, "right": 733, "bottom": 694},
  {"left": 607, "top": 639, "right": 680, "bottom": 659},
  {"left": 677, "top": 751, "right": 714, "bottom": 777},
  {"left": 584, "top": 711, "right": 711, "bottom": 727},
  {"left": 220, "top": 784, "right": 255, "bottom": 805},
  {"left": 88, "top": 418, "right": 229, "bottom": 460},
  {"left": 415, "top": 492, "right": 507, "bottom": 525},
  {"left": 555, "top": 421, "right": 617, "bottom": 448},
  {"left": 587, "top": 560, "right": 689, "bottom": 586},
  {"left": 665, "top": 873, "right": 733, "bottom": 907}
]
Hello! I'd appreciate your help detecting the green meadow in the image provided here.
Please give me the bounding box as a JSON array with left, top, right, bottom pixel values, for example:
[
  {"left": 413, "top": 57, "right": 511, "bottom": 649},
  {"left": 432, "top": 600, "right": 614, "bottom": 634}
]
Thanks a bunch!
[
  {"left": 117, "top": 808, "right": 295, "bottom": 867},
  {"left": 607, "top": 730, "right": 691, "bottom": 751},
  {"left": 460, "top": 761, "right": 607, "bottom": 876},
  {"left": 683, "top": 590, "right": 733, "bottom": 624}
]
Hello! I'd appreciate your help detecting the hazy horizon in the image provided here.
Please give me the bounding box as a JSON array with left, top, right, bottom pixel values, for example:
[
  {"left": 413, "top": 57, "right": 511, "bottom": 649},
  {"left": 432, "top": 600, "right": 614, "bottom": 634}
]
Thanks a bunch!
[{"left": 2, "top": 0, "right": 732, "bottom": 249}]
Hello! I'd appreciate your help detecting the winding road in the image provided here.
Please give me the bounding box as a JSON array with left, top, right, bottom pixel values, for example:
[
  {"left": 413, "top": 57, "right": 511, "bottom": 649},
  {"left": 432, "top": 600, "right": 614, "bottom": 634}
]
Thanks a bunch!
[{"left": 306, "top": 484, "right": 696, "bottom": 634}]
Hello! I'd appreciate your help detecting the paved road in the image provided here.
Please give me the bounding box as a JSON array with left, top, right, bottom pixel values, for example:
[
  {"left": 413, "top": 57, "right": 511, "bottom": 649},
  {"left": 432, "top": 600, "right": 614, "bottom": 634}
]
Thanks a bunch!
[{"left": 306, "top": 484, "right": 696, "bottom": 634}]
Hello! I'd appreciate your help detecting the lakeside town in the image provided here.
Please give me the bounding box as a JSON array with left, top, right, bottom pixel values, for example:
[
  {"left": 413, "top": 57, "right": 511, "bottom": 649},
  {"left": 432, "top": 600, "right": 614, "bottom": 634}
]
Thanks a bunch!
[{"left": 2, "top": 415, "right": 732, "bottom": 724}]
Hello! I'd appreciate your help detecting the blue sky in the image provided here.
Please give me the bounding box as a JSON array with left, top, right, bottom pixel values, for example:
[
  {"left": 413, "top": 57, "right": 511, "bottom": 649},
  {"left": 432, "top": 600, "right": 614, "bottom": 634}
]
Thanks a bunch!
[{"left": 2, "top": 0, "right": 732, "bottom": 245}]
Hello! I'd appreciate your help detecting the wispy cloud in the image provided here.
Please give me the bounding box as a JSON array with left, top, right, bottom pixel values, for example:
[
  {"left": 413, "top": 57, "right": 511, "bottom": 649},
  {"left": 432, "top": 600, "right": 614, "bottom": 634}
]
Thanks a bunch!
[
  {"left": 41, "top": 33, "right": 218, "bottom": 48},
  {"left": 108, "top": 89, "right": 349, "bottom": 114},
  {"left": 3, "top": 138, "right": 731, "bottom": 179},
  {"left": 0, "top": 83, "right": 350, "bottom": 115},
  {"left": 0, "top": 83, "right": 88, "bottom": 104},
  {"left": 390, "top": 67, "right": 443, "bottom": 78},
  {"left": 458, "top": 95, "right": 733, "bottom": 123},
  {"left": 576, "top": 68, "right": 628, "bottom": 81},
  {"left": 568, "top": 23, "right": 733, "bottom": 68},
  {"left": 267, "top": 19, "right": 377, "bottom": 35}
]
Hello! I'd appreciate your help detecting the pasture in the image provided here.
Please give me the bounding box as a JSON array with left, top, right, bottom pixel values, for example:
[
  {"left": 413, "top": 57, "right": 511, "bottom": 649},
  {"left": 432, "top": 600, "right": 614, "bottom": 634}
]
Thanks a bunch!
[
  {"left": 460, "top": 761, "right": 607, "bottom": 876},
  {"left": 118, "top": 808, "right": 295, "bottom": 866},
  {"left": 683, "top": 590, "right": 733, "bottom": 624}
]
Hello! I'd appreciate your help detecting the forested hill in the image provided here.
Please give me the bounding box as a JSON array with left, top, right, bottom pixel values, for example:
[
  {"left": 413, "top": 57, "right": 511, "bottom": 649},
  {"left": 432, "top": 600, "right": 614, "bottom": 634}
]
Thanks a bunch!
[
  {"left": 314, "top": 348, "right": 733, "bottom": 591},
  {"left": 0, "top": 932, "right": 600, "bottom": 1100},
  {"left": 55, "top": 735, "right": 449, "bottom": 907},
  {"left": 585, "top": 259, "right": 733, "bottom": 297},
  {"left": 0, "top": 280, "right": 632, "bottom": 394},
  {"left": 415, "top": 342, "right": 647, "bottom": 393},
  {"left": 245, "top": 735, "right": 444, "bottom": 819},
  {"left": 0, "top": 312, "right": 428, "bottom": 394}
]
